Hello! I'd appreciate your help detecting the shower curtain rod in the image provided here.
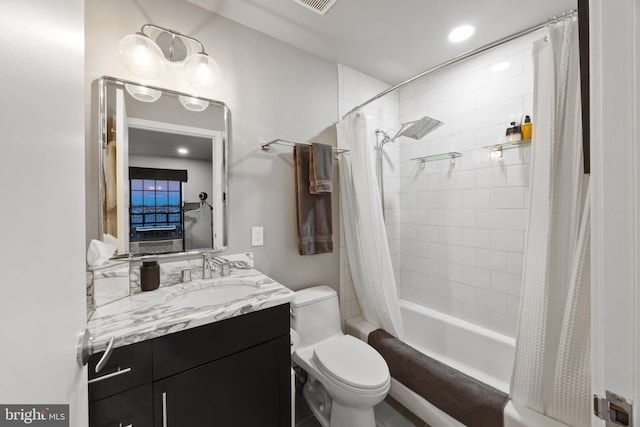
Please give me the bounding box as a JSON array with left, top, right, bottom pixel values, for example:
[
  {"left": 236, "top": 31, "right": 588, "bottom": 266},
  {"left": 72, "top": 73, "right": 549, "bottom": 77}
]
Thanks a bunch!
[{"left": 344, "top": 8, "right": 577, "bottom": 117}]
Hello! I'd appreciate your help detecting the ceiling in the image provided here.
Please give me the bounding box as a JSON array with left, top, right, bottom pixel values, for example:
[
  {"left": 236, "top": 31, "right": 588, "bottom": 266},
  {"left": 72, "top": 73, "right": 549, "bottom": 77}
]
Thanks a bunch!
[
  {"left": 187, "top": 0, "right": 576, "bottom": 84},
  {"left": 130, "top": 128, "right": 212, "bottom": 161}
]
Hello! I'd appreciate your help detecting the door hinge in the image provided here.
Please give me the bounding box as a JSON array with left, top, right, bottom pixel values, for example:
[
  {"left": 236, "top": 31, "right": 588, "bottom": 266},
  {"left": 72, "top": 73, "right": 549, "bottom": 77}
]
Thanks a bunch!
[{"left": 594, "top": 391, "right": 633, "bottom": 426}]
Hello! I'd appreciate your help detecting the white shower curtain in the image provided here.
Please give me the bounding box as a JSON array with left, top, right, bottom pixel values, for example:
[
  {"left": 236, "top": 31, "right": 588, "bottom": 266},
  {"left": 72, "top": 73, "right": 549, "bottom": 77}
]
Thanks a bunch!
[
  {"left": 509, "top": 18, "right": 591, "bottom": 426},
  {"left": 336, "top": 112, "right": 404, "bottom": 339}
]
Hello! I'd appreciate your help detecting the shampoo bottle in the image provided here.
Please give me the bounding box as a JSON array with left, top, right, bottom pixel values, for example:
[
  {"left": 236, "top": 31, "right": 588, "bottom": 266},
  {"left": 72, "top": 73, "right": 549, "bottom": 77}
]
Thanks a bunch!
[{"left": 521, "top": 115, "right": 532, "bottom": 140}]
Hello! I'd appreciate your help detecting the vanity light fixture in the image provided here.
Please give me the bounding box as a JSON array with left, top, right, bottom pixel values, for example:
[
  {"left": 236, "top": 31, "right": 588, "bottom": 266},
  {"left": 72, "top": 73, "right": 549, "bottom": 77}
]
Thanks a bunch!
[
  {"left": 447, "top": 24, "right": 475, "bottom": 43},
  {"left": 118, "top": 24, "right": 222, "bottom": 92},
  {"left": 178, "top": 95, "right": 210, "bottom": 112},
  {"left": 177, "top": 148, "right": 189, "bottom": 155},
  {"left": 124, "top": 83, "right": 162, "bottom": 102}
]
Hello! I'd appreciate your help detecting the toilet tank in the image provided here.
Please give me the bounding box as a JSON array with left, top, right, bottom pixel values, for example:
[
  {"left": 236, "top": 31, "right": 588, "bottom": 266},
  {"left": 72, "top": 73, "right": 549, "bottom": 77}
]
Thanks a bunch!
[{"left": 290, "top": 286, "right": 342, "bottom": 349}]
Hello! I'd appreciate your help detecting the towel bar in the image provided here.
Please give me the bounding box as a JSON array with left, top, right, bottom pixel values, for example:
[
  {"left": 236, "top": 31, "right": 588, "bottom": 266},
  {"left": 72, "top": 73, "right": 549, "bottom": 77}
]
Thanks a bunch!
[{"left": 261, "top": 139, "right": 349, "bottom": 155}]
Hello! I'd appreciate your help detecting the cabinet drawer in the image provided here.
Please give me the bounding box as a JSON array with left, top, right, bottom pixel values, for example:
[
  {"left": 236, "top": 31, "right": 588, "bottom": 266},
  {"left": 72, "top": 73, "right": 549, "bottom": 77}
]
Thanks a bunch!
[
  {"left": 89, "top": 383, "right": 152, "bottom": 427},
  {"left": 88, "top": 340, "right": 152, "bottom": 402},
  {"left": 153, "top": 304, "right": 289, "bottom": 380}
]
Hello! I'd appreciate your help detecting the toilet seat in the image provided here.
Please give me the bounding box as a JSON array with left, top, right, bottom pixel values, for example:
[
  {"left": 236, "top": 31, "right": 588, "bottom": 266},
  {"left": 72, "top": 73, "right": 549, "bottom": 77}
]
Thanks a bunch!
[{"left": 312, "top": 335, "right": 389, "bottom": 391}]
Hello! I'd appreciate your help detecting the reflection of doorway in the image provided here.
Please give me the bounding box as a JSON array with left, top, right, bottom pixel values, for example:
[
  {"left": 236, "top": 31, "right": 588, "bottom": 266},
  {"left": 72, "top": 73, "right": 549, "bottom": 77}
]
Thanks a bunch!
[{"left": 125, "top": 118, "right": 221, "bottom": 251}]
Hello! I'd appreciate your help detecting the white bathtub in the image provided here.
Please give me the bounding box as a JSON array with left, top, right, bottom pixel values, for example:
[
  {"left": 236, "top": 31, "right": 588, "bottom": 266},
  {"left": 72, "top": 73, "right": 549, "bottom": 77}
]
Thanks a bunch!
[{"left": 346, "top": 299, "right": 569, "bottom": 427}]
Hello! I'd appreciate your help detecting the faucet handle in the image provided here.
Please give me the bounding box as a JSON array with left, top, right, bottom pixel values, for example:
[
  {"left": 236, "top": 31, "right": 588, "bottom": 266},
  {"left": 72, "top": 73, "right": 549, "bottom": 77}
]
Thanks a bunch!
[{"left": 212, "top": 256, "right": 231, "bottom": 277}]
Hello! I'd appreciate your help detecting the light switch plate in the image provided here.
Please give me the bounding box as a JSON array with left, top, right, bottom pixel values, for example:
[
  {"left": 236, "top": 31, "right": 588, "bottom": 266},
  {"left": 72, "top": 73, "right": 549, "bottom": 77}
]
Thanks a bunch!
[{"left": 251, "top": 226, "right": 264, "bottom": 246}]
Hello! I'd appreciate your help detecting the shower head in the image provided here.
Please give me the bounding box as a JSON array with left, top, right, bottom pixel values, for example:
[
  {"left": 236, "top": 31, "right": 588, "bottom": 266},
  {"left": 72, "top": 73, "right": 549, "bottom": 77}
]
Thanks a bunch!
[{"left": 392, "top": 116, "right": 444, "bottom": 141}]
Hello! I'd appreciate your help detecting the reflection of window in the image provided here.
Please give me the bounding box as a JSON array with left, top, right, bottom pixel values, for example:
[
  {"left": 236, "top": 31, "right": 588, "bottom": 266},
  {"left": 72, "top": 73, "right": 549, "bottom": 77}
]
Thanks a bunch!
[{"left": 129, "top": 167, "right": 187, "bottom": 242}]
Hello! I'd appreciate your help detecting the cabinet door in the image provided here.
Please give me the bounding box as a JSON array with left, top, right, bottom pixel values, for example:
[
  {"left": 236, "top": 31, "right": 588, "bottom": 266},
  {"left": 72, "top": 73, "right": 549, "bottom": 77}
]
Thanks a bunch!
[
  {"left": 154, "top": 335, "right": 290, "bottom": 427},
  {"left": 89, "top": 383, "right": 153, "bottom": 427}
]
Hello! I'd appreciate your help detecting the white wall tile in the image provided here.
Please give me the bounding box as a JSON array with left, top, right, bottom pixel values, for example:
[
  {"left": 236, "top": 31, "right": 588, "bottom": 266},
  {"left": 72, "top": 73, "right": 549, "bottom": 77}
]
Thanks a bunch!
[
  {"left": 450, "top": 245, "right": 476, "bottom": 265},
  {"left": 452, "top": 282, "right": 477, "bottom": 304},
  {"left": 449, "top": 209, "right": 476, "bottom": 227},
  {"left": 476, "top": 81, "right": 507, "bottom": 108},
  {"left": 438, "top": 226, "right": 463, "bottom": 245},
  {"left": 491, "top": 187, "right": 524, "bottom": 208},
  {"left": 462, "top": 228, "right": 491, "bottom": 249},
  {"left": 477, "top": 248, "right": 508, "bottom": 271},
  {"left": 476, "top": 209, "right": 508, "bottom": 229},
  {"left": 491, "top": 230, "right": 525, "bottom": 252},
  {"left": 491, "top": 271, "right": 522, "bottom": 296},
  {"left": 507, "top": 252, "right": 524, "bottom": 275},
  {"left": 462, "top": 266, "right": 492, "bottom": 288},
  {"left": 477, "top": 288, "right": 508, "bottom": 314}
]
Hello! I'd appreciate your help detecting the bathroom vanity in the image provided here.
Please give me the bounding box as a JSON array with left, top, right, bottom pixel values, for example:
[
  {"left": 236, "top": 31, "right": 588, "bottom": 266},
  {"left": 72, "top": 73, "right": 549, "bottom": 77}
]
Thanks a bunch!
[{"left": 86, "top": 266, "right": 294, "bottom": 426}]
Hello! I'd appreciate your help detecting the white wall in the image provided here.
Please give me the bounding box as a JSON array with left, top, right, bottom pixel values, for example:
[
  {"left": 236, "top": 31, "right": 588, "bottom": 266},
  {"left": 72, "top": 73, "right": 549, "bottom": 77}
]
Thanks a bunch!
[
  {"left": 339, "top": 31, "right": 540, "bottom": 337},
  {"left": 0, "top": 0, "right": 88, "bottom": 422},
  {"left": 85, "top": 0, "right": 340, "bottom": 292}
]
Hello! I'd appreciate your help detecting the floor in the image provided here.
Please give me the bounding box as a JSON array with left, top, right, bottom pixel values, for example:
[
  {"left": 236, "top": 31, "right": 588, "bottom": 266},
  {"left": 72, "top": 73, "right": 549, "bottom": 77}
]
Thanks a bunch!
[{"left": 295, "top": 385, "right": 430, "bottom": 427}]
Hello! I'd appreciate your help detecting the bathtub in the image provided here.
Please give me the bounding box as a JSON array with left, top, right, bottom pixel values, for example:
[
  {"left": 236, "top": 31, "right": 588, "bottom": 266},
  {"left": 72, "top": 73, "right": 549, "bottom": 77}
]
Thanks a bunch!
[{"left": 346, "top": 299, "right": 569, "bottom": 427}]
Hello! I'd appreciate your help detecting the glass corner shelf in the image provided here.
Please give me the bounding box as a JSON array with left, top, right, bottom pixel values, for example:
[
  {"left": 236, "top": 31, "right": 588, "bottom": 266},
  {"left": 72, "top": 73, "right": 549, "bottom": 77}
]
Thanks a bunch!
[
  {"left": 411, "top": 152, "right": 462, "bottom": 163},
  {"left": 484, "top": 139, "right": 532, "bottom": 152}
]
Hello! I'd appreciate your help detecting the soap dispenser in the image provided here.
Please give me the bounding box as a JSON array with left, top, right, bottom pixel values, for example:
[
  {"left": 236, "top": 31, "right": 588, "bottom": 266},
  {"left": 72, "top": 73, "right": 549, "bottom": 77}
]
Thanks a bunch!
[
  {"left": 140, "top": 257, "right": 160, "bottom": 291},
  {"left": 505, "top": 118, "right": 522, "bottom": 143}
]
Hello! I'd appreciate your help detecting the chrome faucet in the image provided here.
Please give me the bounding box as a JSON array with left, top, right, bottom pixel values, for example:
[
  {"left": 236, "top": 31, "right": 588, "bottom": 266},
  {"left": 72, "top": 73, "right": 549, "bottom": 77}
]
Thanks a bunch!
[
  {"left": 202, "top": 253, "right": 214, "bottom": 279},
  {"left": 212, "top": 256, "right": 231, "bottom": 277}
]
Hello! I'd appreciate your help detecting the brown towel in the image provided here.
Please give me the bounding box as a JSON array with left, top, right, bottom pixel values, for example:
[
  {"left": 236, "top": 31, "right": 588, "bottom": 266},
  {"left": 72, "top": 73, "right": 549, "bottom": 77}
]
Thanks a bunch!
[
  {"left": 294, "top": 144, "right": 333, "bottom": 255},
  {"left": 369, "top": 329, "right": 508, "bottom": 427},
  {"left": 309, "top": 142, "right": 333, "bottom": 194}
]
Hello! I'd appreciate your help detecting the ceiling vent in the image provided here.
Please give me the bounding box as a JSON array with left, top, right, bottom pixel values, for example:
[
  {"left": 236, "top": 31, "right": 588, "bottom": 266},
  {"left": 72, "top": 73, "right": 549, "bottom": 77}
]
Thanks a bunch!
[{"left": 292, "top": 0, "right": 338, "bottom": 15}]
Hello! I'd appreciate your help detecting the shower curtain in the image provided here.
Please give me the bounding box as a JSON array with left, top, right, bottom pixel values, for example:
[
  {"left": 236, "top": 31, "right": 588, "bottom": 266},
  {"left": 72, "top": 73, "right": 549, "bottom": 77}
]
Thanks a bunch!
[
  {"left": 509, "top": 18, "right": 591, "bottom": 426},
  {"left": 336, "top": 112, "right": 404, "bottom": 339}
]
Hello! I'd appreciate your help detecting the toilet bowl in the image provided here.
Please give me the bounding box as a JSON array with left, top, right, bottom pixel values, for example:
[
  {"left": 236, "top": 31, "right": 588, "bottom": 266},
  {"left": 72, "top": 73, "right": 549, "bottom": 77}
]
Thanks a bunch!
[{"left": 290, "top": 286, "right": 390, "bottom": 427}]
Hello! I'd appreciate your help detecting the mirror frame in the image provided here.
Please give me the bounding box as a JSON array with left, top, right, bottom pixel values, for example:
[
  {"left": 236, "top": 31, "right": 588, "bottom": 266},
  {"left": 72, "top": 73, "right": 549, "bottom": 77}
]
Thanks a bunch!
[{"left": 97, "top": 76, "right": 230, "bottom": 259}]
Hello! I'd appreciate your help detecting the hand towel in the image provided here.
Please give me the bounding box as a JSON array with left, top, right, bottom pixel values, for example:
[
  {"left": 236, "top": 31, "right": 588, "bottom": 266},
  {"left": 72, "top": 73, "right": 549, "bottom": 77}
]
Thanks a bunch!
[
  {"left": 294, "top": 144, "right": 333, "bottom": 255},
  {"left": 309, "top": 142, "right": 333, "bottom": 194}
]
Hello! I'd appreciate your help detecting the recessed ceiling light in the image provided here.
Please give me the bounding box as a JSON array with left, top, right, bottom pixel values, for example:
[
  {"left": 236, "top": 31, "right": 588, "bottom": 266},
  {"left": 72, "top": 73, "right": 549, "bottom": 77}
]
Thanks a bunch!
[
  {"left": 491, "top": 61, "right": 511, "bottom": 72},
  {"left": 448, "top": 25, "right": 475, "bottom": 43},
  {"left": 177, "top": 148, "right": 189, "bottom": 155}
]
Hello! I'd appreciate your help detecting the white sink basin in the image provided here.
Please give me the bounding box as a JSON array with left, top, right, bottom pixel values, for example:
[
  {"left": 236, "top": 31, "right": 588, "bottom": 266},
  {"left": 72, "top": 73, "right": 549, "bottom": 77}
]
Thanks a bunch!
[{"left": 167, "top": 280, "right": 260, "bottom": 308}]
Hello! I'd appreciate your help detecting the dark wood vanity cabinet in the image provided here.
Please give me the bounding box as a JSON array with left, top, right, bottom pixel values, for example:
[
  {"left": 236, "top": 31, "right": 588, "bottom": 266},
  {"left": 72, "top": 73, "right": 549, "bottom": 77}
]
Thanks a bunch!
[{"left": 88, "top": 304, "right": 291, "bottom": 427}]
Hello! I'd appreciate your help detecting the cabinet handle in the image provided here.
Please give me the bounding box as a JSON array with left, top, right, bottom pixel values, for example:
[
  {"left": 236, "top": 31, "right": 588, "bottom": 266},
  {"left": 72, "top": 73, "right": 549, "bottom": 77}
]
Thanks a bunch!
[
  {"left": 88, "top": 367, "right": 132, "bottom": 384},
  {"left": 95, "top": 336, "right": 116, "bottom": 373},
  {"left": 162, "top": 392, "right": 168, "bottom": 427}
]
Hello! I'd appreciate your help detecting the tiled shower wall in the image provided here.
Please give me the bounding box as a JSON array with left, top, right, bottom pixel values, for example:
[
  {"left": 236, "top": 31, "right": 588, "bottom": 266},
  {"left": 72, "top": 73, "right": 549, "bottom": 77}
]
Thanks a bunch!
[
  {"left": 396, "top": 31, "right": 540, "bottom": 337},
  {"left": 337, "top": 30, "right": 540, "bottom": 336}
]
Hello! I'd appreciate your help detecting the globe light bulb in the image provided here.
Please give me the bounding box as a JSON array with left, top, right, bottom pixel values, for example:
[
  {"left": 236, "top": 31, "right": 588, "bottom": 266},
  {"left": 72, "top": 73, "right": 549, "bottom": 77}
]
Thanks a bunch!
[
  {"left": 184, "top": 53, "right": 222, "bottom": 92},
  {"left": 118, "top": 33, "right": 166, "bottom": 79}
]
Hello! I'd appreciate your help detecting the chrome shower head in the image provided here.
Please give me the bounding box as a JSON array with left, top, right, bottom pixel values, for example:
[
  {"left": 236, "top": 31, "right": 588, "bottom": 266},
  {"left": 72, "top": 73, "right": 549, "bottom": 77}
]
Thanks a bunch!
[{"left": 393, "top": 116, "right": 444, "bottom": 141}]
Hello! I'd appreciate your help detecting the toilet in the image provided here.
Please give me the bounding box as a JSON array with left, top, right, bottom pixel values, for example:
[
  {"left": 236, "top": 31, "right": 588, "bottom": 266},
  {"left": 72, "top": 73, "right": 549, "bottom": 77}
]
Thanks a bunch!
[{"left": 290, "top": 286, "right": 390, "bottom": 427}]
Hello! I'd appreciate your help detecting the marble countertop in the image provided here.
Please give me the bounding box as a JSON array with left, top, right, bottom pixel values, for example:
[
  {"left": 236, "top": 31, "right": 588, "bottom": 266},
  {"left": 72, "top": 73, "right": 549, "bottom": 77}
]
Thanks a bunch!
[{"left": 87, "top": 266, "right": 294, "bottom": 352}]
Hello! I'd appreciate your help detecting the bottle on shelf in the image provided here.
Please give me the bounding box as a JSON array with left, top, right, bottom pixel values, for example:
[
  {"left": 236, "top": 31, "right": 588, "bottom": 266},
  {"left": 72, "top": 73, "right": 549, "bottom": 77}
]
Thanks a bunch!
[{"left": 521, "top": 115, "right": 532, "bottom": 140}]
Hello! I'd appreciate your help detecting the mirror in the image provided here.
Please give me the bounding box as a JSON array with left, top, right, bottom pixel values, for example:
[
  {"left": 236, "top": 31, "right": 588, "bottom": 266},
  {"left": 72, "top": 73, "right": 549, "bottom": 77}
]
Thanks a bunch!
[{"left": 98, "top": 76, "right": 229, "bottom": 257}]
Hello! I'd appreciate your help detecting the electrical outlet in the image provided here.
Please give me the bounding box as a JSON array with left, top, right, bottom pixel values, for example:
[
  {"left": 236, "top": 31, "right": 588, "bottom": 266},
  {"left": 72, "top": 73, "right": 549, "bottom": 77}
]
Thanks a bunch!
[{"left": 251, "top": 226, "right": 264, "bottom": 247}]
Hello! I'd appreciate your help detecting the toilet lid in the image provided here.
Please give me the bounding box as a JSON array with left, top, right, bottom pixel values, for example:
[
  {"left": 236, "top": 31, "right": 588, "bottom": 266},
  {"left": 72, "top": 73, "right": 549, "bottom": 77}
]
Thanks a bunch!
[{"left": 313, "top": 335, "right": 389, "bottom": 390}]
